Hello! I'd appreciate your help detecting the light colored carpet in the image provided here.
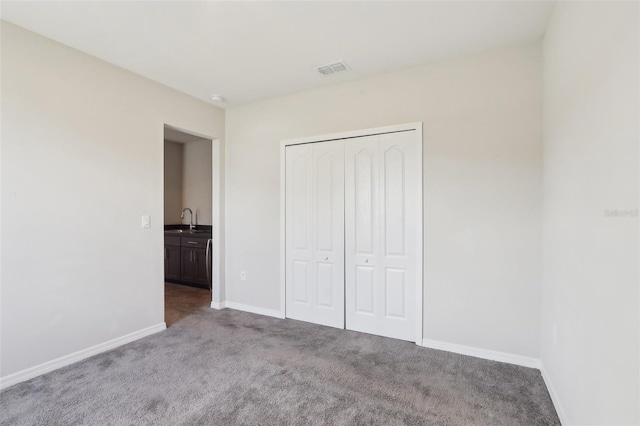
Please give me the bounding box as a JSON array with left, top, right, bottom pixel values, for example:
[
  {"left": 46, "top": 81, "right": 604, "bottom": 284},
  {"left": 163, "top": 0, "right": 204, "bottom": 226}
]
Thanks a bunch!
[{"left": 0, "top": 308, "right": 559, "bottom": 425}]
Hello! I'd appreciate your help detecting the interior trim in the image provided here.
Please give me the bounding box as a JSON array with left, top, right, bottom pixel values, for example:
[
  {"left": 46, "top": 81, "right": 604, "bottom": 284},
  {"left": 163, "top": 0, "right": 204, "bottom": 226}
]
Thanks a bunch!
[
  {"left": 0, "top": 323, "right": 166, "bottom": 390},
  {"left": 421, "top": 338, "right": 542, "bottom": 369},
  {"left": 223, "top": 301, "right": 285, "bottom": 319},
  {"left": 540, "top": 364, "right": 568, "bottom": 425}
]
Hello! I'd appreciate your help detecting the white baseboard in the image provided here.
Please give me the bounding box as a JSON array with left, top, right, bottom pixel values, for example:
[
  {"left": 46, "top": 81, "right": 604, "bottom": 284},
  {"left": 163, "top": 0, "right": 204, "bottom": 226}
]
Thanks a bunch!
[
  {"left": 421, "top": 338, "right": 542, "bottom": 369},
  {"left": 224, "top": 301, "right": 285, "bottom": 319},
  {"left": 420, "top": 339, "right": 565, "bottom": 424},
  {"left": 0, "top": 322, "right": 166, "bottom": 390},
  {"left": 540, "top": 364, "right": 568, "bottom": 426}
]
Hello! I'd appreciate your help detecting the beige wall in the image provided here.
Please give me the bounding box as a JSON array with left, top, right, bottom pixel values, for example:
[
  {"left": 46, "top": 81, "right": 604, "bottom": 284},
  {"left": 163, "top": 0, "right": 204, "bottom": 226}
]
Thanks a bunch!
[
  {"left": 0, "top": 21, "right": 224, "bottom": 378},
  {"left": 182, "top": 140, "right": 212, "bottom": 225},
  {"left": 163, "top": 139, "right": 213, "bottom": 226},
  {"left": 164, "top": 141, "right": 183, "bottom": 225},
  {"left": 225, "top": 43, "right": 543, "bottom": 358},
  {"left": 542, "top": 2, "right": 639, "bottom": 424}
]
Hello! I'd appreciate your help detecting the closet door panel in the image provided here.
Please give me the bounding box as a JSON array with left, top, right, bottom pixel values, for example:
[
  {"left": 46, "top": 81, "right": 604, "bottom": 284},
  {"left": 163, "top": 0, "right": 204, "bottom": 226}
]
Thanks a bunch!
[
  {"left": 383, "top": 146, "right": 406, "bottom": 257},
  {"left": 286, "top": 144, "right": 314, "bottom": 322},
  {"left": 285, "top": 141, "right": 344, "bottom": 329},
  {"left": 378, "top": 131, "right": 418, "bottom": 340},
  {"left": 345, "top": 135, "right": 381, "bottom": 334},
  {"left": 311, "top": 141, "right": 344, "bottom": 328},
  {"left": 355, "top": 150, "right": 376, "bottom": 255},
  {"left": 384, "top": 268, "right": 405, "bottom": 318},
  {"left": 355, "top": 265, "right": 375, "bottom": 314},
  {"left": 346, "top": 131, "right": 419, "bottom": 342}
]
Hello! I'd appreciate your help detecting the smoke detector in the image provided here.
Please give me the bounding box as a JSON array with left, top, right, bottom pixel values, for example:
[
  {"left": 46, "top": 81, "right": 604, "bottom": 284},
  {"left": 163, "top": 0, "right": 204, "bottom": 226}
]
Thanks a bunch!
[
  {"left": 211, "top": 94, "right": 225, "bottom": 102},
  {"left": 316, "top": 61, "right": 350, "bottom": 76}
]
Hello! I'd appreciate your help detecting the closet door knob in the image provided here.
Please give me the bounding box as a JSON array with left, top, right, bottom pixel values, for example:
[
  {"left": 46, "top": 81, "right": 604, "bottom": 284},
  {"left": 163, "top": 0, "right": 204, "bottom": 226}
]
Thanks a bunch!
[
  {"left": 364, "top": 259, "right": 369, "bottom": 263},
  {"left": 324, "top": 257, "right": 328, "bottom": 261}
]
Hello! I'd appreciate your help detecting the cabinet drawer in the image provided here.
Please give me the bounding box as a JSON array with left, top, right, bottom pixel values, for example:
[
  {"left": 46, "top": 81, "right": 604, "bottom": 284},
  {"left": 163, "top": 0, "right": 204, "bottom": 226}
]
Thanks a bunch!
[
  {"left": 165, "top": 236, "right": 181, "bottom": 246},
  {"left": 181, "top": 237, "right": 208, "bottom": 249}
]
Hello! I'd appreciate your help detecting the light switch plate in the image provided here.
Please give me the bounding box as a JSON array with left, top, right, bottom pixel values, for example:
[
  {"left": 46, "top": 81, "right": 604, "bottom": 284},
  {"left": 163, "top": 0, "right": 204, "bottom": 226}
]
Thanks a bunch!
[{"left": 141, "top": 215, "right": 151, "bottom": 228}]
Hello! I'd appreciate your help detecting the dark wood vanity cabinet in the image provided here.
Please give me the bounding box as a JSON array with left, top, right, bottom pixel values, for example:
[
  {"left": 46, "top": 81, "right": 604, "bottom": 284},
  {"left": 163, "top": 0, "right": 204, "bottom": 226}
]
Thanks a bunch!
[
  {"left": 164, "top": 245, "right": 182, "bottom": 281},
  {"left": 181, "top": 247, "right": 208, "bottom": 287},
  {"left": 164, "top": 232, "right": 211, "bottom": 289}
]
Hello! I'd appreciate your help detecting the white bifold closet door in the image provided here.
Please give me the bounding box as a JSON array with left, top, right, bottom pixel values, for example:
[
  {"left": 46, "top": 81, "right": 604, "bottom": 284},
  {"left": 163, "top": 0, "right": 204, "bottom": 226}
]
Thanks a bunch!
[
  {"left": 285, "top": 140, "right": 345, "bottom": 329},
  {"left": 285, "top": 130, "right": 420, "bottom": 342},
  {"left": 345, "top": 131, "right": 420, "bottom": 342}
]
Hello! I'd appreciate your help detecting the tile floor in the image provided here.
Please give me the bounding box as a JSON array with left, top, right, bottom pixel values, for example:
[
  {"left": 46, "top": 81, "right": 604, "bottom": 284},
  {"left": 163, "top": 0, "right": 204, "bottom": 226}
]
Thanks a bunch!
[{"left": 164, "top": 282, "right": 211, "bottom": 326}]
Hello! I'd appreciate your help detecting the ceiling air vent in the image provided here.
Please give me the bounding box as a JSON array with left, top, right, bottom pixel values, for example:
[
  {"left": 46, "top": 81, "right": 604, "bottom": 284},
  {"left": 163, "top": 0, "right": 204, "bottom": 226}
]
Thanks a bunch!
[{"left": 316, "top": 61, "right": 350, "bottom": 76}]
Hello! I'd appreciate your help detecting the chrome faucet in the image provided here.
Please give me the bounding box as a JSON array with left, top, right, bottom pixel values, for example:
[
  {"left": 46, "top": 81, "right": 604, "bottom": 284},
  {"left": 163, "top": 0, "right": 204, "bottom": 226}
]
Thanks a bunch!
[{"left": 181, "top": 208, "right": 194, "bottom": 230}]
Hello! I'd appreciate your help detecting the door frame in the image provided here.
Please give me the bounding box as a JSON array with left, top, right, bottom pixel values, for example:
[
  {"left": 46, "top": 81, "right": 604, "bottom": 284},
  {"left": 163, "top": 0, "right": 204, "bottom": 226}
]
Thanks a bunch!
[
  {"left": 279, "top": 122, "right": 423, "bottom": 344},
  {"left": 162, "top": 124, "right": 223, "bottom": 308}
]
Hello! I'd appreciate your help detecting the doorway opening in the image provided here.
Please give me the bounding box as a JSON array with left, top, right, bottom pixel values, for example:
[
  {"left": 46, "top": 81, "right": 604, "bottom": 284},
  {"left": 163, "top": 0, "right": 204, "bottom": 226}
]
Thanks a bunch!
[{"left": 162, "top": 124, "right": 222, "bottom": 326}]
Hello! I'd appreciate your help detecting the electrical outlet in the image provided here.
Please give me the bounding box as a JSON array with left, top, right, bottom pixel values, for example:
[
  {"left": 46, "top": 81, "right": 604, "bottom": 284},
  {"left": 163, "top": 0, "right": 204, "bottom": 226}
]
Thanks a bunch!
[{"left": 240, "top": 271, "right": 247, "bottom": 281}]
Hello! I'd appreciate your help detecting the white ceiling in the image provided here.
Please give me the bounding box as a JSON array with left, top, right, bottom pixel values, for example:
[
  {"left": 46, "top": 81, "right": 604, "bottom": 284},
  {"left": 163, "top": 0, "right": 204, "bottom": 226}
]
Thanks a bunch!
[{"left": 1, "top": 1, "right": 555, "bottom": 108}]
